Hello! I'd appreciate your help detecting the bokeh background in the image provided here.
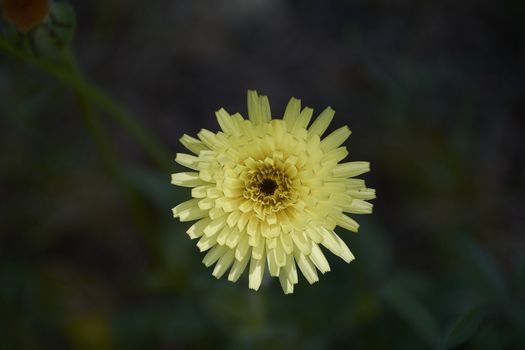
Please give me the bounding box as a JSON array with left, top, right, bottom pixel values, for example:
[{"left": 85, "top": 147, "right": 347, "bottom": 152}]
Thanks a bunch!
[{"left": 1, "top": 0, "right": 524, "bottom": 349}]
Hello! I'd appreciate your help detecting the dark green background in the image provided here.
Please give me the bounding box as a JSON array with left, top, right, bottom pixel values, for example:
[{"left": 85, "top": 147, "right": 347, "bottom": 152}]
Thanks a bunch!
[{"left": 1, "top": 0, "right": 524, "bottom": 349}]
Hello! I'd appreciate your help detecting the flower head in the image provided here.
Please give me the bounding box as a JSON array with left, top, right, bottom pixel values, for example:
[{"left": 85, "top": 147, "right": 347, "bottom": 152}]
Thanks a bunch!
[
  {"left": 172, "top": 91, "right": 375, "bottom": 294},
  {"left": 2, "top": 0, "right": 49, "bottom": 32}
]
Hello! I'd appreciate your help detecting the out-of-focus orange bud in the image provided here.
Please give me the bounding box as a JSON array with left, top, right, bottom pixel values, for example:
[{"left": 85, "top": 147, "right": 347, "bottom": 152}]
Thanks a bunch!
[{"left": 2, "top": 0, "right": 49, "bottom": 32}]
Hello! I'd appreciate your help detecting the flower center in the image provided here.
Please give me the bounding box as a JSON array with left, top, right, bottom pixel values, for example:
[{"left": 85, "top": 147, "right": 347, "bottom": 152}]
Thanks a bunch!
[
  {"left": 260, "top": 178, "right": 278, "bottom": 196},
  {"left": 242, "top": 163, "right": 296, "bottom": 216}
]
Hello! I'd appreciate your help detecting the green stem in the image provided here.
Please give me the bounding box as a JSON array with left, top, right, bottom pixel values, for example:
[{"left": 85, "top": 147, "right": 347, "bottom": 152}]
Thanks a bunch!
[
  {"left": 0, "top": 36, "right": 172, "bottom": 172},
  {"left": 75, "top": 92, "right": 161, "bottom": 259}
]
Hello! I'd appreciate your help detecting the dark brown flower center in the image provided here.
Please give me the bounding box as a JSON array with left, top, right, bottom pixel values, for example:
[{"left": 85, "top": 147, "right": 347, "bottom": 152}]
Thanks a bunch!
[
  {"left": 260, "top": 178, "right": 278, "bottom": 196},
  {"left": 242, "top": 162, "right": 298, "bottom": 217}
]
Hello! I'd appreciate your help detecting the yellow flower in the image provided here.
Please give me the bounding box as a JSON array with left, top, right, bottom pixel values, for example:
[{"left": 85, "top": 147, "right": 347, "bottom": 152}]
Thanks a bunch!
[{"left": 172, "top": 91, "right": 375, "bottom": 294}]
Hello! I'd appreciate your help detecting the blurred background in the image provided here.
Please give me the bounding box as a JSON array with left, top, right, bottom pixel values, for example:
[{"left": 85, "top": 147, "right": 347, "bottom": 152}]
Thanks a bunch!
[{"left": 1, "top": 0, "right": 524, "bottom": 349}]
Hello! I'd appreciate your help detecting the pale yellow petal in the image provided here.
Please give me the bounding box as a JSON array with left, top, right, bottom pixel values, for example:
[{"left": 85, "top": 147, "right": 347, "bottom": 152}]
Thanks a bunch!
[
  {"left": 216, "top": 225, "right": 231, "bottom": 245},
  {"left": 291, "top": 230, "right": 311, "bottom": 255},
  {"left": 206, "top": 187, "right": 223, "bottom": 198},
  {"left": 332, "top": 161, "right": 370, "bottom": 178},
  {"left": 274, "top": 238, "right": 287, "bottom": 267},
  {"left": 247, "top": 90, "right": 261, "bottom": 124},
  {"left": 308, "top": 106, "right": 334, "bottom": 138},
  {"left": 171, "top": 172, "right": 207, "bottom": 187},
  {"left": 259, "top": 95, "right": 272, "bottom": 122},
  {"left": 283, "top": 253, "right": 298, "bottom": 284},
  {"left": 216, "top": 108, "right": 241, "bottom": 136},
  {"left": 191, "top": 185, "right": 209, "bottom": 198},
  {"left": 280, "top": 232, "right": 293, "bottom": 254},
  {"left": 290, "top": 107, "right": 313, "bottom": 136},
  {"left": 267, "top": 248, "right": 280, "bottom": 277},
  {"left": 203, "top": 214, "right": 227, "bottom": 236},
  {"left": 173, "top": 198, "right": 204, "bottom": 221},
  {"left": 248, "top": 230, "right": 261, "bottom": 248},
  {"left": 175, "top": 153, "right": 200, "bottom": 170},
  {"left": 309, "top": 242, "right": 330, "bottom": 273},
  {"left": 209, "top": 207, "right": 226, "bottom": 220},
  {"left": 228, "top": 248, "right": 251, "bottom": 282},
  {"left": 246, "top": 215, "right": 259, "bottom": 236},
  {"left": 235, "top": 234, "right": 250, "bottom": 261},
  {"left": 344, "top": 178, "right": 366, "bottom": 189},
  {"left": 305, "top": 226, "right": 323, "bottom": 244},
  {"left": 186, "top": 217, "right": 211, "bottom": 239},
  {"left": 197, "top": 197, "right": 215, "bottom": 210},
  {"left": 320, "top": 126, "right": 351, "bottom": 152},
  {"left": 197, "top": 233, "right": 218, "bottom": 252},
  {"left": 212, "top": 249, "right": 235, "bottom": 278},
  {"left": 282, "top": 97, "right": 301, "bottom": 129},
  {"left": 334, "top": 234, "right": 355, "bottom": 263},
  {"left": 322, "top": 146, "right": 348, "bottom": 164},
  {"left": 247, "top": 90, "right": 271, "bottom": 125},
  {"left": 237, "top": 212, "right": 250, "bottom": 232},
  {"left": 294, "top": 250, "right": 319, "bottom": 284},
  {"left": 279, "top": 272, "right": 294, "bottom": 294},
  {"left": 219, "top": 197, "right": 244, "bottom": 213},
  {"left": 336, "top": 213, "right": 360, "bottom": 232},
  {"left": 226, "top": 210, "right": 241, "bottom": 227},
  {"left": 344, "top": 199, "right": 373, "bottom": 214},
  {"left": 203, "top": 244, "right": 228, "bottom": 267},
  {"left": 225, "top": 228, "right": 242, "bottom": 248},
  {"left": 248, "top": 255, "right": 266, "bottom": 290},
  {"left": 252, "top": 235, "right": 265, "bottom": 260},
  {"left": 198, "top": 129, "right": 222, "bottom": 149},
  {"left": 319, "top": 227, "right": 342, "bottom": 256},
  {"left": 180, "top": 134, "right": 207, "bottom": 154},
  {"left": 347, "top": 188, "right": 376, "bottom": 200},
  {"left": 180, "top": 207, "right": 207, "bottom": 222}
]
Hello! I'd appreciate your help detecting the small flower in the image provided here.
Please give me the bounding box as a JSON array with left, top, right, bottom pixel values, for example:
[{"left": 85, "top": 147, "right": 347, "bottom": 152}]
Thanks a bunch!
[
  {"left": 172, "top": 91, "right": 375, "bottom": 294},
  {"left": 2, "top": 0, "right": 49, "bottom": 32}
]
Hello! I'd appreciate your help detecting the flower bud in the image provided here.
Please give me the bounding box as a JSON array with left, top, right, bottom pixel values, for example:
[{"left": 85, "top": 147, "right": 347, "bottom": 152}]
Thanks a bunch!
[{"left": 2, "top": 0, "right": 49, "bottom": 32}]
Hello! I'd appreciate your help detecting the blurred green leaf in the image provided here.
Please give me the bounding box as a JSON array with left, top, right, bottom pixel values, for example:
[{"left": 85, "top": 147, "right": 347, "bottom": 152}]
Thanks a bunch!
[
  {"left": 33, "top": 25, "right": 61, "bottom": 58},
  {"left": 123, "top": 164, "right": 176, "bottom": 208},
  {"left": 64, "top": 311, "right": 115, "bottom": 350},
  {"left": 517, "top": 258, "right": 525, "bottom": 298},
  {"left": 443, "top": 306, "right": 485, "bottom": 349},
  {"left": 33, "top": 2, "right": 76, "bottom": 58},
  {"left": 382, "top": 277, "right": 441, "bottom": 348},
  {"left": 456, "top": 235, "right": 507, "bottom": 301},
  {"left": 1, "top": 22, "right": 21, "bottom": 44},
  {"left": 469, "top": 322, "right": 517, "bottom": 350},
  {"left": 49, "top": 2, "right": 76, "bottom": 45},
  {"left": 350, "top": 218, "right": 391, "bottom": 282},
  {"left": 113, "top": 300, "right": 211, "bottom": 350}
]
